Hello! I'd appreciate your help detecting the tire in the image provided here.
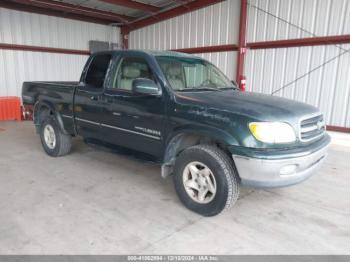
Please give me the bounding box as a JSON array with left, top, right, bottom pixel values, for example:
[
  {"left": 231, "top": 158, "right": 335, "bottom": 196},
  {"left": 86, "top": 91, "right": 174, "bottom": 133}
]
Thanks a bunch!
[
  {"left": 173, "top": 144, "right": 239, "bottom": 216},
  {"left": 39, "top": 116, "right": 72, "bottom": 157}
]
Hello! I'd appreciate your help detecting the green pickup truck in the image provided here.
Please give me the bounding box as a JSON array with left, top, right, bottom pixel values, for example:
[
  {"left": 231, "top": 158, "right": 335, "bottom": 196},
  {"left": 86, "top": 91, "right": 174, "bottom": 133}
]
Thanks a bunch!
[{"left": 22, "top": 50, "right": 330, "bottom": 216}]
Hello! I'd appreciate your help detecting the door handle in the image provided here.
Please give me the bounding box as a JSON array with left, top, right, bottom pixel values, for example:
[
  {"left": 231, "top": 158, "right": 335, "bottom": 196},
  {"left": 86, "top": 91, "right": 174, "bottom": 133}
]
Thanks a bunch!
[{"left": 90, "top": 96, "right": 98, "bottom": 101}]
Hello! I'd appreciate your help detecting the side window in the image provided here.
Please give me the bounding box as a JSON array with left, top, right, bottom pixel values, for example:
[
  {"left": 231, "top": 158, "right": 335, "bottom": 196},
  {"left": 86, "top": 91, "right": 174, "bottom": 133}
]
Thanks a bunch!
[
  {"left": 111, "top": 57, "right": 154, "bottom": 91},
  {"left": 85, "top": 54, "right": 112, "bottom": 89}
]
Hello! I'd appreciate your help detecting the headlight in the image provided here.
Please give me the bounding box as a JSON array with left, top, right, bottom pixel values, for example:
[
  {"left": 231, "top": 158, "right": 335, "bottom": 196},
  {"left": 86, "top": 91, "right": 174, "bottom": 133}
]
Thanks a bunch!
[{"left": 249, "top": 122, "right": 296, "bottom": 143}]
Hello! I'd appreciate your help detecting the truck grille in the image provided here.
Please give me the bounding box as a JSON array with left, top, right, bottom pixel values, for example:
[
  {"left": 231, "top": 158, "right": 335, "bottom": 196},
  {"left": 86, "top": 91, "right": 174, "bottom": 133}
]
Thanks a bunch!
[{"left": 299, "top": 114, "right": 325, "bottom": 142}]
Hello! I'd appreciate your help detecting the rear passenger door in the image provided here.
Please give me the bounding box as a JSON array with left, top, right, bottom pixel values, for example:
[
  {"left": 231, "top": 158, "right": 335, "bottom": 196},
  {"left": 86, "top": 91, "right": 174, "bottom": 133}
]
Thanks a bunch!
[
  {"left": 74, "top": 53, "right": 113, "bottom": 139},
  {"left": 100, "top": 54, "right": 165, "bottom": 158}
]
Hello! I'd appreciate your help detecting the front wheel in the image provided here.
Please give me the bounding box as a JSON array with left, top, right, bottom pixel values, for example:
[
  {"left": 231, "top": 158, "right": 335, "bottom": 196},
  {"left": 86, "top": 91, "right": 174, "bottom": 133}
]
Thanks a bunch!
[
  {"left": 173, "top": 144, "right": 240, "bottom": 216},
  {"left": 40, "top": 116, "right": 72, "bottom": 157}
]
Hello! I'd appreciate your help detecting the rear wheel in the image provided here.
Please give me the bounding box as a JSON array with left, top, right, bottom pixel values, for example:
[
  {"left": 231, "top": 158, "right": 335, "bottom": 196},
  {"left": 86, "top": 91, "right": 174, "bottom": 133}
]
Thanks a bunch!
[
  {"left": 173, "top": 144, "right": 240, "bottom": 216},
  {"left": 40, "top": 116, "right": 72, "bottom": 157}
]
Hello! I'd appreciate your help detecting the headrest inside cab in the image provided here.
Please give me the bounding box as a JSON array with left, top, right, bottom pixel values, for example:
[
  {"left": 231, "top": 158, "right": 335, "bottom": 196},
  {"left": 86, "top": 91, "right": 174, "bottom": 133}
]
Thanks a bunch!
[
  {"left": 123, "top": 66, "right": 141, "bottom": 78},
  {"left": 167, "top": 66, "right": 182, "bottom": 77}
]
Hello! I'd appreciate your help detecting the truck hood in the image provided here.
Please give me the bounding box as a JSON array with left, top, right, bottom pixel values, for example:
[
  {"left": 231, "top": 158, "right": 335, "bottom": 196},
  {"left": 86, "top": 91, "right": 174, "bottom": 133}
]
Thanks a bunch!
[{"left": 174, "top": 90, "right": 319, "bottom": 123}]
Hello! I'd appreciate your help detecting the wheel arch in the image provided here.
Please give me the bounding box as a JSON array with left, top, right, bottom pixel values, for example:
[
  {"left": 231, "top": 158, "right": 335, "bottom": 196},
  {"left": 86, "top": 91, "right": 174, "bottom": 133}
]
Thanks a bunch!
[
  {"left": 33, "top": 100, "right": 68, "bottom": 134},
  {"left": 161, "top": 127, "right": 239, "bottom": 178}
]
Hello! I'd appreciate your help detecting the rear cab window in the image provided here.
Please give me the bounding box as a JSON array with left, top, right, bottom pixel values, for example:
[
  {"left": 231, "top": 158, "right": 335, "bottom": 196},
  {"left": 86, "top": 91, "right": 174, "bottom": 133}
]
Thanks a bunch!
[{"left": 84, "top": 54, "right": 113, "bottom": 89}]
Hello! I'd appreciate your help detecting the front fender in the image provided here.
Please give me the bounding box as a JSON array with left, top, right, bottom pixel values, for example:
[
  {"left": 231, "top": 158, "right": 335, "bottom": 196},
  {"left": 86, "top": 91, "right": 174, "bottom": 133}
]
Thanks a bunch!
[
  {"left": 167, "top": 124, "right": 239, "bottom": 145},
  {"left": 163, "top": 124, "right": 239, "bottom": 163},
  {"left": 160, "top": 125, "right": 239, "bottom": 178}
]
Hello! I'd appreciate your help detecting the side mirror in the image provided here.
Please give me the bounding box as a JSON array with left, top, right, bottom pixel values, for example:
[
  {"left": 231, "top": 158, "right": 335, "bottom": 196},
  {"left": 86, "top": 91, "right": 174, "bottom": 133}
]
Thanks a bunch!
[{"left": 132, "top": 78, "right": 161, "bottom": 96}]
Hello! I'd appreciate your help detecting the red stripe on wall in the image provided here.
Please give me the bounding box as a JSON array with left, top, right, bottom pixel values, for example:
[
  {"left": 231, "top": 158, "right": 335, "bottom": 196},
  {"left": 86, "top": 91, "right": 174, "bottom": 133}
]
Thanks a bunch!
[
  {"left": 169, "top": 34, "right": 350, "bottom": 54},
  {"left": 0, "top": 43, "right": 90, "bottom": 55},
  {"left": 327, "top": 125, "right": 350, "bottom": 133},
  {"left": 247, "top": 35, "right": 350, "bottom": 49},
  {"left": 172, "top": 45, "right": 238, "bottom": 54}
]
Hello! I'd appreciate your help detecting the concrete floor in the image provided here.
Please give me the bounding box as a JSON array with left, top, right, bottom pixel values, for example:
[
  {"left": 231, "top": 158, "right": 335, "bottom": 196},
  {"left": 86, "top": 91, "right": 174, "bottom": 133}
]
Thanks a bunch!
[{"left": 0, "top": 121, "right": 350, "bottom": 255}]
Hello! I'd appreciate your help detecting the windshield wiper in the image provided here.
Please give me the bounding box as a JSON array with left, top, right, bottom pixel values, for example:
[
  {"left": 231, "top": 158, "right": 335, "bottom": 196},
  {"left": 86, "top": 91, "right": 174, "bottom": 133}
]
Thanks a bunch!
[
  {"left": 177, "top": 87, "right": 222, "bottom": 92},
  {"left": 220, "top": 86, "right": 240, "bottom": 91}
]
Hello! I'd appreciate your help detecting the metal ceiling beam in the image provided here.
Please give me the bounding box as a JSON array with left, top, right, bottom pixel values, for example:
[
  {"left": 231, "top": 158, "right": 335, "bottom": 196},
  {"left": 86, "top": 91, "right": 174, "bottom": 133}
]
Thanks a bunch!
[
  {"left": 100, "top": 0, "right": 160, "bottom": 13},
  {"left": 126, "top": 0, "right": 224, "bottom": 32},
  {"left": 5, "top": 0, "right": 133, "bottom": 24},
  {"left": 0, "top": 1, "right": 113, "bottom": 24}
]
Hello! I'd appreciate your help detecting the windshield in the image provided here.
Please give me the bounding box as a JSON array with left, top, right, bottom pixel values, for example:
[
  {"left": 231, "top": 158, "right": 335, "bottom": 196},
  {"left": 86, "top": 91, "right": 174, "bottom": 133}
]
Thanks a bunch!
[{"left": 156, "top": 56, "right": 235, "bottom": 91}]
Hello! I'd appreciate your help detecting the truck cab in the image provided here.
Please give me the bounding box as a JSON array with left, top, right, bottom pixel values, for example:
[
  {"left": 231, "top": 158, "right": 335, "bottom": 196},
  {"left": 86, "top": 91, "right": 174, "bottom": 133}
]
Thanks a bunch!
[{"left": 72, "top": 51, "right": 166, "bottom": 159}]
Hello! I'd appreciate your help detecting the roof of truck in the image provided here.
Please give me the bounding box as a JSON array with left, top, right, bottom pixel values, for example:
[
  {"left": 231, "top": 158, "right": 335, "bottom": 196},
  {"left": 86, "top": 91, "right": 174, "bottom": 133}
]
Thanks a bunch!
[
  {"left": 141, "top": 50, "right": 199, "bottom": 58},
  {"left": 93, "top": 49, "right": 201, "bottom": 59}
]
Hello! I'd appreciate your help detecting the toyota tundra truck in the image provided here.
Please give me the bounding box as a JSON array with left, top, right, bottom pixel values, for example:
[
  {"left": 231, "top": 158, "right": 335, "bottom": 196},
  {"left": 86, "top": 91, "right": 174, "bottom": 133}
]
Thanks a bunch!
[{"left": 22, "top": 50, "right": 330, "bottom": 216}]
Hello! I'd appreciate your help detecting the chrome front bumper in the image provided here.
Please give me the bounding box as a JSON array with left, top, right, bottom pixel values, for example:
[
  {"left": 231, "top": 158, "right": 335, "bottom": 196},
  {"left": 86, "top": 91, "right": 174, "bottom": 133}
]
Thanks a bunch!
[{"left": 232, "top": 144, "right": 329, "bottom": 188}]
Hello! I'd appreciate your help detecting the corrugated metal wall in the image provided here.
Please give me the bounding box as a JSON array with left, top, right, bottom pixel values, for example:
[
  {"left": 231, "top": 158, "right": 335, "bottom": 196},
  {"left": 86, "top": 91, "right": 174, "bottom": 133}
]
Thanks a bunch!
[
  {"left": 129, "top": 0, "right": 240, "bottom": 79},
  {"left": 246, "top": 0, "right": 350, "bottom": 42},
  {"left": 130, "top": 0, "right": 240, "bottom": 49},
  {"left": 245, "top": 0, "right": 350, "bottom": 127},
  {"left": 0, "top": 50, "right": 88, "bottom": 97},
  {"left": 0, "top": 7, "right": 120, "bottom": 97},
  {"left": 129, "top": 0, "right": 350, "bottom": 128}
]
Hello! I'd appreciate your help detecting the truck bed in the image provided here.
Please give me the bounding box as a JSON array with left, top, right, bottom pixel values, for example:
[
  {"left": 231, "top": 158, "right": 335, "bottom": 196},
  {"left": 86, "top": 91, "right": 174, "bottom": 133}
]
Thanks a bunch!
[
  {"left": 22, "top": 81, "right": 79, "bottom": 135},
  {"left": 22, "top": 81, "right": 78, "bottom": 105}
]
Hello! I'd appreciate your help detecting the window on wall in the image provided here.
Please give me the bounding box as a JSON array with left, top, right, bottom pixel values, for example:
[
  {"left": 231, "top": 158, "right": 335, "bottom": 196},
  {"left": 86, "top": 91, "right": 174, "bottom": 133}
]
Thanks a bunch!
[
  {"left": 111, "top": 57, "right": 154, "bottom": 91},
  {"left": 85, "top": 54, "right": 112, "bottom": 89}
]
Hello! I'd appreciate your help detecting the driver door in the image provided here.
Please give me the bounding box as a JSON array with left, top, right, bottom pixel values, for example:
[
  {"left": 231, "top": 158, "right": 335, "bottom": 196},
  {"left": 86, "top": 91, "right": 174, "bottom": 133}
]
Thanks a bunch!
[{"left": 99, "top": 54, "right": 165, "bottom": 158}]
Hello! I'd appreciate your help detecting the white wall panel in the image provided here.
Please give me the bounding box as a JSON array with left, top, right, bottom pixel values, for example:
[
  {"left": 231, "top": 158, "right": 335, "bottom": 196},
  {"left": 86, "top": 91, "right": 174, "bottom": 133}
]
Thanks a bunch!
[
  {"left": 0, "top": 8, "right": 120, "bottom": 97},
  {"left": 0, "top": 8, "right": 120, "bottom": 50},
  {"left": 0, "top": 50, "right": 88, "bottom": 97},
  {"left": 245, "top": 45, "right": 350, "bottom": 127},
  {"left": 129, "top": 0, "right": 240, "bottom": 50},
  {"left": 247, "top": 0, "right": 350, "bottom": 42}
]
